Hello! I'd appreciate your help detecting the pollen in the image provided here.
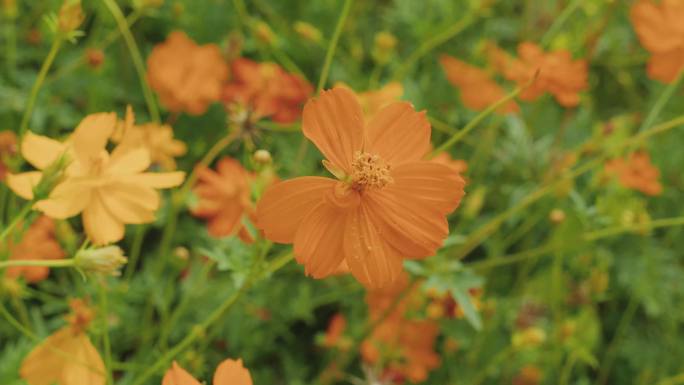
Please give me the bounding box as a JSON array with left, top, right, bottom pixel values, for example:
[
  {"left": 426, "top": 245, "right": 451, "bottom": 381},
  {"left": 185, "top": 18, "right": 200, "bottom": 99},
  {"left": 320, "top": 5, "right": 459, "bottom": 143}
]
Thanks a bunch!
[{"left": 350, "top": 151, "right": 393, "bottom": 191}]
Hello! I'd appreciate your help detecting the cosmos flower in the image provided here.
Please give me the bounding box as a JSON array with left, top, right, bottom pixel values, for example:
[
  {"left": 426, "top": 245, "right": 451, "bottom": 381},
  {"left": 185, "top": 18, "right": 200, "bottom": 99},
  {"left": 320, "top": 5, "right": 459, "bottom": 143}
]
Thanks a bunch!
[
  {"left": 190, "top": 157, "right": 256, "bottom": 242},
  {"left": 0, "top": 130, "right": 17, "bottom": 180},
  {"left": 20, "top": 299, "right": 105, "bottom": 385},
  {"left": 6, "top": 113, "right": 185, "bottom": 245},
  {"left": 630, "top": 0, "right": 684, "bottom": 83},
  {"left": 223, "top": 58, "right": 313, "bottom": 124},
  {"left": 147, "top": 31, "right": 229, "bottom": 115},
  {"left": 112, "top": 106, "right": 187, "bottom": 171},
  {"left": 4, "top": 216, "right": 65, "bottom": 283},
  {"left": 488, "top": 42, "right": 588, "bottom": 107},
  {"left": 604, "top": 151, "right": 662, "bottom": 196},
  {"left": 439, "top": 54, "right": 519, "bottom": 113},
  {"left": 256, "top": 87, "right": 465, "bottom": 288},
  {"left": 162, "top": 359, "right": 252, "bottom": 385}
]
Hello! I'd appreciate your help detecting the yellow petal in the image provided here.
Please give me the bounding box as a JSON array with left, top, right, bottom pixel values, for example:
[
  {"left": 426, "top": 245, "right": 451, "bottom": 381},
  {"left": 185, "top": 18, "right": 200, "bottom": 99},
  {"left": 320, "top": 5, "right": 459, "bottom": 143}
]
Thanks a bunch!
[
  {"left": 71, "top": 112, "right": 117, "bottom": 166},
  {"left": 162, "top": 362, "right": 201, "bottom": 385},
  {"left": 21, "top": 131, "right": 67, "bottom": 170},
  {"left": 119, "top": 172, "right": 185, "bottom": 188},
  {"left": 82, "top": 193, "right": 125, "bottom": 245},
  {"left": 34, "top": 181, "right": 93, "bottom": 219},
  {"left": 107, "top": 147, "right": 151, "bottom": 174},
  {"left": 6, "top": 171, "right": 42, "bottom": 200},
  {"left": 99, "top": 185, "right": 157, "bottom": 224}
]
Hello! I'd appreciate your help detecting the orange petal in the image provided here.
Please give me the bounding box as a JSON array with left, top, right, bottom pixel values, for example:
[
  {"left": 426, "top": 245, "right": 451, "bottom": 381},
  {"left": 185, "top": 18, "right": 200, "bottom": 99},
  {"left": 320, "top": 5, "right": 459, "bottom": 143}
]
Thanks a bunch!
[
  {"left": 647, "top": 50, "right": 684, "bottom": 83},
  {"left": 82, "top": 193, "right": 125, "bottom": 245},
  {"left": 34, "top": 181, "right": 93, "bottom": 219},
  {"left": 21, "top": 131, "right": 67, "bottom": 170},
  {"left": 213, "top": 358, "right": 253, "bottom": 385},
  {"left": 207, "top": 206, "right": 244, "bottom": 237},
  {"left": 364, "top": 102, "right": 431, "bottom": 165},
  {"left": 107, "top": 147, "right": 151, "bottom": 174},
  {"left": 256, "top": 177, "right": 335, "bottom": 243},
  {"left": 162, "top": 362, "right": 202, "bottom": 385},
  {"left": 71, "top": 112, "right": 117, "bottom": 166},
  {"left": 302, "top": 87, "right": 364, "bottom": 173},
  {"left": 293, "top": 199, "right": 348, "bottom": 279},
  {"left": 343, "top": 202, "right": 404, "bottom": 288},
  {"left": 6, "top": 171, "right": 42, "bottom": 200}
]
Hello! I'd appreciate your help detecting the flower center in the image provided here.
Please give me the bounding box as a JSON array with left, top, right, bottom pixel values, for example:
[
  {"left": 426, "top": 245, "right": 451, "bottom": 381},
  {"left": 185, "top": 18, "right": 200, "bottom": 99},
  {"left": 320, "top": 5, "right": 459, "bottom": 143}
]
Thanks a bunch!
[{"left": 349, "top": 151, "right": 393, "bottom": 191}]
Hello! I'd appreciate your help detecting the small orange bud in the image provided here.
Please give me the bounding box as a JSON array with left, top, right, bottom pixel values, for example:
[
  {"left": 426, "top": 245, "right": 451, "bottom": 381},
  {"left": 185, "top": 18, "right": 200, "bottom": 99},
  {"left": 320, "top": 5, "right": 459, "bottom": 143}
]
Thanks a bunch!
[
  {"left": 57, "top": 0, "right": 84, "bottom": 33},
  {"left": 86, "top": 48, "right": 105, "bottom": 69},
  {"left": 549, "top": 208, "right": 566, "bottom": 224}
]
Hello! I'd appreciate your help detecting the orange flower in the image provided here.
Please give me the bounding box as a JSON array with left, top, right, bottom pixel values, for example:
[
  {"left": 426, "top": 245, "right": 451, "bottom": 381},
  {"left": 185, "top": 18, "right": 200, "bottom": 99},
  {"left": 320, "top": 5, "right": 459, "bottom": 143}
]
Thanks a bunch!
[
  {"left": 256, "top": 87, "right": 465, "bottom": 288},
  {"left": 431, "top": 152, "right": 468, "bottom": 175},
  {"left": 113, "top": 106, "right": 187, "bottom": 170},
  {"left": 0, "top": 130, "right": 17, "bottom": 180},
  {"left": 439, "top": 54, "right": 519, "bottom": 113},
  {"left": 630, "top": 0, "right": 684, "bottom": 83},
  {"left": 6, "top": 113, "right": 185, "bottom": 245},
  {"left": 190, "top": 157, "right": 255, "bottom": 242},
  {"left": 323, "top": 313, "right": 347, "bottom": 348},
  {"left": 223, "top": 58, "right": 313, "bottom": 124},
  {"left": 604, "top": 151, "right": 662, "bottom": 196},
  {"left": 361, "top": 276, "right": 441, "bottom": 383},
  {"left": 352, "top": 82, "right": 404, "bottom": 118},
  {"left": 5, "top": 216, "right": 65, "bottom": 283},
  {"left": 162, "top": 358, "right": 252, "bottom": 385},
  {"left": 147, "top": 31, "right": 228, "bottom": 115},
  {"left": 488, "top": 42, "right": 588, "bottom": 107},
  {"left": 20, "top": 299, "right": 105, "bottom": 385}
]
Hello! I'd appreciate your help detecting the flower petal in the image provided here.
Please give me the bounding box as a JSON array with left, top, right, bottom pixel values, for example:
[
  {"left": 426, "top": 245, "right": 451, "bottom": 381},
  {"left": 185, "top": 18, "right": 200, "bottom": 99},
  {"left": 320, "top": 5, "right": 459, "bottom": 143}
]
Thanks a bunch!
[
  {"left": 207, "top": 206, "right": 244, "bottom": 237},
  {"left": 364, "top": 102, "right": 431, "bottom": 165},
  {"left": 99, "top": 185, "right": 158, "bottom": 225},
  {"left": 71, "top": 112, "right": 117, "bottom": 166},
  {"left": 302, "top": 87, "right": 364, "bottom": 173},
  {"left": 213, "top": 358, "right": 253, "bottom": 385},
  {"left": 34, "top": 181, "right": 93, "bottom": 219},
  {"left": 293, "top": 200, "right": 348, "bottom": 279},
  {"left": 107, "top": 147, "right": 151, "bottom": 174},
  {"left": 21, "top": 131, "right": 67, "bottom": 170},
  {"left": 82, "top": 193, "right": 125, "bottom": 245},
  {"left": 343, "top": 202, "right": 404, "bottom": 288},
  {"left": 162, "top": 362, "right": 201, "bottom": 385},
  {"left": 119, "top": 171, "right": 185, "bottom": 188},
  {"left": 256, "top": 176, "right": 336, "bottom": 243},
  {"left": 6, "top": 171, "right": 42, "bottom": 200}
]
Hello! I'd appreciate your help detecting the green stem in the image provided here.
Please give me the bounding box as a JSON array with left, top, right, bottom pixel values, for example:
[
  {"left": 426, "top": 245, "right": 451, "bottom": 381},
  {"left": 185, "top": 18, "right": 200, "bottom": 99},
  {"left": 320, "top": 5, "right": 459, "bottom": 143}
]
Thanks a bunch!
[
  {"left": 540, "top": 0, "right": 583, "bottom": 47},
  {"left": 124, "top": 224, "right": 147, "bottom": 281},
  {"left": 19, "top": 36, "right": 64, "bottom": 136},
  {"left": 584, "top": 216, "right": 684, "bottom": 240},
  {"left": 0, "top": 258, "right": 75, "bottom": 269},
  {"left": 596, "top": 296, "right": 639, "bottom": 385},
  {"left": 316, "top": 0, "right": 353, "bottom": 92},
  {"left": 102, "top": 0, "right": 160, "bottom": 123},
  {"left": 639, "top": 68, "right": 684, "bottom": 132},
  {"left": 0, "top": 201, "right": 35, "bottom": 244},
  {"left": 392, "top": 14, "right": 475, "bottom": 81},
  {"left": 98, "top": 281, "right": 114, "bottom": 385}
]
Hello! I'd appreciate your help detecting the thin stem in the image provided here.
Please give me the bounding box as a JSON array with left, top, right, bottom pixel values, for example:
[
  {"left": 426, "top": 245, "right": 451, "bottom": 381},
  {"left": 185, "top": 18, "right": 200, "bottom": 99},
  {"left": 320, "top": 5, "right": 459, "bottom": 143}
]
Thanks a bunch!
[
  {"left": 316, "top": 0, "right": 353, "bottom": 92},
  {"left": 540, "top": 0, "right": 583, "bottom": 47},
  {"left": 0, "top": 200, "right": 33, "bottom": 244},
  {"left": 584, "top": 216, "right": 684, "bottom": 240},
  {"left": 393, "top": 14, "right": 474, "bottom": 81},
  {"left": 596, "top": 296, "right": 639, "bottom": 385},
  {"left": 124, "top": 224, "right": 147, "bottom": 281},
  {"left": 0, "top": 258, "right": 75, "bottom": 269},
  {"left": 19, "top": 36, "right": 64, "bottom": 136},
  {"left": 98, "top": 281, "right": 114, "bottom": 385},
  {"left": 639, "top": 68, "right": 684, "bottom": 132},
  {"left": 101, "top": 0, "right": 160, "bottom": 123}
]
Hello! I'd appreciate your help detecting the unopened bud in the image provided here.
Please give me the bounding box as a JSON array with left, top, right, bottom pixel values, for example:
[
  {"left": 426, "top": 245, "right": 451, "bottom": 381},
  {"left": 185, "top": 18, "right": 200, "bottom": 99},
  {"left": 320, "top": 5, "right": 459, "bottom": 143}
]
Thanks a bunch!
[
  {"left": 57, "top": 0, "right": 84, "bottom": 34},
  {"left": 86, "top": 48, "right": 104, "bottom": 69},
  {"left": 372, "top": 31, "right": 397, "bottom": 64},
  {"left": 253, "top": 149, "right": 272, "bottom": 165},
  {"left": 74, "top": 246, "right": 127, "bottom": 276},
  {"left": 254, "top": 21, "right": 275, "bottom": 45},
  {"left": 549, "top": 208, "right": 565, "bottom": 224},
  {"left": 294, "top": 21, "right": 321, "bottom": 43}
]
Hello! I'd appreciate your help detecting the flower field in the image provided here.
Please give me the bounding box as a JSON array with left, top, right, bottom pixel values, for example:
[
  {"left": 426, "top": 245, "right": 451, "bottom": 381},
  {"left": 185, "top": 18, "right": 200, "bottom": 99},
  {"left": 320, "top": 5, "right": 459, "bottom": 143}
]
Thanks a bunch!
[{"left": 1, "top": 0, "right": 683, "bottom": 384}]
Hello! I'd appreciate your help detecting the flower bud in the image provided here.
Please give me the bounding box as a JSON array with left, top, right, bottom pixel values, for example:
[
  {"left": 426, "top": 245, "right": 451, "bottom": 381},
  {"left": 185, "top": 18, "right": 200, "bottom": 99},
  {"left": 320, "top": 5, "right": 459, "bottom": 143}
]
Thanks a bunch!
[
  {"left": 57, "top": 0, "right": 84, "bottom": 34},
  {"left": 254, "top": 21, "right": 275, "bottom": 46},
  {"left": 549, "top": 208, "right": 565, "bottom": 224},
  {"left": 372, "top": 31, "right": 397, "bottom": 64},
  {"left": 86, "top": 48, "right": 105, "bottom": 69},
  {"left": 294, "top": 21, "right": 321, "bottom": 43},
  {"left": 253, "top": 149, "right": 272, "bottom": 165},
  {"left": 74, "top": 246, "right": 127, "bottom": 276}
]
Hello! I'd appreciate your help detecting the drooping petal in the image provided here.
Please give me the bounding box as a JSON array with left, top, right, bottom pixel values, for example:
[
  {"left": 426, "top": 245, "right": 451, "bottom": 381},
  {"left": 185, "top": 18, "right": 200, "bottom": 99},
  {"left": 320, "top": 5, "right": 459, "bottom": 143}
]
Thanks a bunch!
[
  {"left": 118, "top": 171, "right": 185, "bottom": 188},
  {"left": 213, "top": 359, "right": 253, "bottom": 385},
  {"left": 6, "top": 171, "right": 42, "bottom": 200},
  {"left": 162, "top": 362, "right": 201, "bottom": 385},
  {"left": 343, "top": 202, "right": 404, "bottom": 288},
  {"left": 302, "top": 87, "right": 364, "bottom": 173},
  {"left": 98, "top": 185, "right": 157, "bottom": 225},
  {"left": 364, "top": 161, "right": 466, "bottom": 258},
  {"left": 207, "top": 204, "right": 244, "bottom": 237},
  {"left": 71, "top": 112, "right": 117, "bottom": 166},
  {"left": 107, "top": 147, "right": 151, "bottom": 175},
  {"left": 256, "top": 177, "right": 336, "bottom": 243},
  {"left": 364, "top": 102, "right": 431, "bottom": 165},
  {"left": 82, "top": 193, "right": 125, "bottom": 245},
  {"left": 21, "top": 131, "right": 67, "bottom": 170},
  {"left": 34, "top": 181, "right": 93, "bottom": 219},
  {"left": 293, "top": 199, "right": 349, "bottom": 279}
]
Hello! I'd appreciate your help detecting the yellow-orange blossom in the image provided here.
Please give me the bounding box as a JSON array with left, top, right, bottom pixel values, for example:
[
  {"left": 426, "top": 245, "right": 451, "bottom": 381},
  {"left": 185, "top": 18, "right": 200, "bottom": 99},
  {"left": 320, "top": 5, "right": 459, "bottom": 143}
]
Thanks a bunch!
[{"left": 256, "top": 87, "right": 465, "bottom": 288}]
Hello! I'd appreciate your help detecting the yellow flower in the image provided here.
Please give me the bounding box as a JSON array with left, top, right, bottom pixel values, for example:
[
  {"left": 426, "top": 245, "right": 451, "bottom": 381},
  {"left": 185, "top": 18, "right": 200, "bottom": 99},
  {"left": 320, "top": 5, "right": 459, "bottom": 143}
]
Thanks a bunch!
[
  {"left": 112, "top": 106, "right": 187, "bottom": 170},
  {"left": 7, "top": 112, "right": 185, "bottom": 245}
]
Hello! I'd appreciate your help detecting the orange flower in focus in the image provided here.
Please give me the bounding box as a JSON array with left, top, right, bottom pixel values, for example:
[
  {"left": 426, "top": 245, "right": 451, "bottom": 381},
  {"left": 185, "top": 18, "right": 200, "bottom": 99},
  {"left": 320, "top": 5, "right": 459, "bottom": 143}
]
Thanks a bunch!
[
  {"left": 6, "top": 113, "right": 185, "bottom": 245},
  {"left": 256, "top": 87, "right": 465, "bottom": 288},
  {"left": 604, "top": 151, "right": 662, "bottom": 196},
  {"left": 20, "top": 299, "right": 105, "bottom": 385},
  {"left": 439, "top": 54, "right": 519, "bottom": 114},
  {"left": 5, "top": 216, "right": 65, "bottom": 283},
  {"left": 191, "top": 157, "right": 256, "bottom": 242},
  {"left": 147, "top": 31, "right": 228, "bottom": 115},
  {"left": 223, "top": 58, "right": 313, "bottom": 124},
  {"left": 0, "top": 130, "right": 17, "bottom": 180},
  {"left": 361, "top": 275, "right": 441, "bottom": 383},
  {"left": 162, "top": 358, "right": 252, "bottom": 385},
  {"left": 113, "top": 106, "right": 187, "bottom": 170},
  {"left": 488, "top": 42, "right": 588, "bottom": 107},
  {"left": 630, "top": 0, "right": 684, "bottom": 83}
]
